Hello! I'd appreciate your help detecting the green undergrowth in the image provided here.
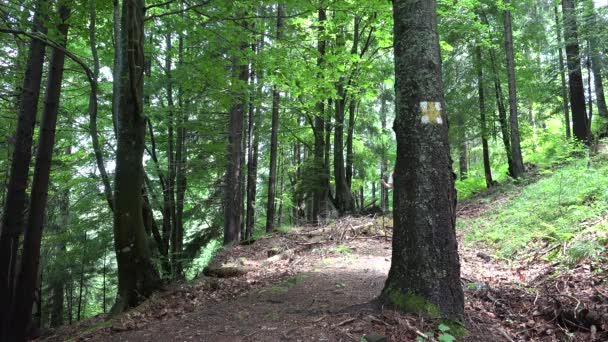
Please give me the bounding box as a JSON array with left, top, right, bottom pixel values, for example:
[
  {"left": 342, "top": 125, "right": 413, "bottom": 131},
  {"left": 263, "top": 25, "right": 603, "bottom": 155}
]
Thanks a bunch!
[{"left": 460, "top": 157, "right": 608, "bottom": 264}]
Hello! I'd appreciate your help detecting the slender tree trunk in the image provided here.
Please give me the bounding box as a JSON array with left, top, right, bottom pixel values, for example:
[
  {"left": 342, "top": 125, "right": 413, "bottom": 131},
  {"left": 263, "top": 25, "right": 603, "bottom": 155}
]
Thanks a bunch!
[
  {"left": 488, "top": 46, "right": 514, "bottom": 177},
  {"left": 7, "top": 5, "right": 70, "bottom": 339},
  {"left": 562, "top": 0, "right": 589, "bottom": 143},
  {"left": 172, "top": 30, "right": 187, "bottom": 278},
  {"left": 77, "top": 243, "right": 85, "bottom": 321},
  {"left": 555, "top": 5, "right": 572, "bottom": 139},
  {"left": 111, "top": 0, "right": 162, "bottom": 314},
  {"left": 346, "top": 100, "right": 356, "bottom": 188},
  {"left": 476, "top": 46, "right": 493, "bottom": 188},
  {"left": 382, "top": 0, "right": 464, "bottom": 320},
  {"left": 266, "top": 5, "right": 283, "bottom": 233},
  {"left": 503, "top": 1, "right": 525, "bottom": 177},
  {"left": 246, "top": 38, "right": 262, "bottom": 239},
  {"left": 587, "top": 52, "right": 593, "bottom": 140},
  {"left": 457, "top": 120, "right": 467, "bottom": 180},
  {"left": 312, "top": 8, "right": 327, "bottom": 223},
  {"left": 50, "top": 186, "right": 68, "bottom": 327},
  {"left": 0, "top": 3, "right": 48, "bottom": 335}
]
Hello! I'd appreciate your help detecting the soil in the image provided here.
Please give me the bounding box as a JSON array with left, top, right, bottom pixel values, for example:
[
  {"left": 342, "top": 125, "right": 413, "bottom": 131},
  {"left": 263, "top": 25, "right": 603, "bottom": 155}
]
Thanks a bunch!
[{"left": 45, "top": 204, "right": 608, "bottom": 341}]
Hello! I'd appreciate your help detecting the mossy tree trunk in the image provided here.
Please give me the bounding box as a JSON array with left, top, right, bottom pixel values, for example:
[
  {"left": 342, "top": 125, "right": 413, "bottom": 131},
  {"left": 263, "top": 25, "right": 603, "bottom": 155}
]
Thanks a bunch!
[
  {"left": 111, "top": 0, "right": 162, "bottom": 314},
  {"left": 382, "top": 0, "right": 464, "bottom": 321}
]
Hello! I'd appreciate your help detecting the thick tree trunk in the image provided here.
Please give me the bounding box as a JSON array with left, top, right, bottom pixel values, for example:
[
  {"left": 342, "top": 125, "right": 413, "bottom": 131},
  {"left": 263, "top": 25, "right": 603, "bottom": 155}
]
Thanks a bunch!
[
  {"left": 266, "top": 5, "right": 283, "bottom": 233},
  {"left": 503, "top": 1, "right": 525, "bottom": 177},
  {"left": 111, "top": 0, "right": 162, "bottom": 314},
  {"left": 562, "top": 0, "right": 589, "bottom": 143},
  {"left": 7, "top": 5, "right": 70, "bottom": 339},
  {"left": 555, "top": 5, "right": 572, "bottom": 139},
  {"left": 0, "top": 1, "right": 48, "bottom": 337},
  {"left": 224, "top": 27, "right": 249, "bottom": 244},
  {"left": 382, "top": 0, "right": 464, "bottom": 321},
  {"left": 584, "top": 0, "right": 607, "bottom": 122},
  {"left": 333, "top": 28, "right": 355, "bottom": 215},
  {"left": 476, "top": 46, "right": 493, "bottom": 188}
]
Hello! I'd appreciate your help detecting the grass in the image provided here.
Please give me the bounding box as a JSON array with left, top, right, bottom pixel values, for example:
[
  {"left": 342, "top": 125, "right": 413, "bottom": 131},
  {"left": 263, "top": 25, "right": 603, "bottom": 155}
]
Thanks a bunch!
[{"left": 460, "top": 157, "right": 608, "bottom": 263}]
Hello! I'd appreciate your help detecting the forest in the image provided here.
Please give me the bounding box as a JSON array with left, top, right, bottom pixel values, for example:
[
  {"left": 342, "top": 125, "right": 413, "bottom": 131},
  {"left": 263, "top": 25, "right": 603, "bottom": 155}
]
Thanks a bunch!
[{"left": 0, "top": 0, "right": 607, "bottom": 341}]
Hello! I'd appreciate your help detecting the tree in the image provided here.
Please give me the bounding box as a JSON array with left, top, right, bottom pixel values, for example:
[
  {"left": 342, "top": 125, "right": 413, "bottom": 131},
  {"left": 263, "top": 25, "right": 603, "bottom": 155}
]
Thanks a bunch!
[
  {"left": 382, "top": 0, "right": 464, "bottom": 320},
  {"left": 266, "top": 4, "right": 284, "bottom": 233},
  {"left": 503, "top": 0, "right": 525, "bottom": 177},
  {"left": 476, "top": 45, "right": 494, "bottom": 188},
  {"left": 111, "top": 0, "right": 162, "bottom": 313},
  {"left": 0, "top": 1, "right": 48, "bottom": 337},
  {"left": 224, "top": 13, "right": 249, "bottom": 244},
  {"left": 562, "top": 0, "right": 589, "bottom": 143},
  {"left": 7, "top": 3, "right": 71, "bottom": 340},
  {"left": 555, "top": 5, "right": 572, "bottom": 139}
]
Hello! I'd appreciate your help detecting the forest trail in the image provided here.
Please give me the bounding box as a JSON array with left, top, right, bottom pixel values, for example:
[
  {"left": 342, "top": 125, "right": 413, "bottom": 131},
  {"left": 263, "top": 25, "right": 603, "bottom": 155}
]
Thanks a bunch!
[{"left": 49, "top": 190, "right": 607, "bottom": 341}]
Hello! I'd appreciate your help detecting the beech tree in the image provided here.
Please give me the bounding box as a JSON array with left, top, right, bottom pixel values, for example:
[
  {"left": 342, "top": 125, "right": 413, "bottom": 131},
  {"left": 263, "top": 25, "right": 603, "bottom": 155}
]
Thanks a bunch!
[
  {"left": 111, "top": 0, "right": 161, "bottom": 313},
  {"left": 382, "top": 0, "right": 464, "bottom": 320}
]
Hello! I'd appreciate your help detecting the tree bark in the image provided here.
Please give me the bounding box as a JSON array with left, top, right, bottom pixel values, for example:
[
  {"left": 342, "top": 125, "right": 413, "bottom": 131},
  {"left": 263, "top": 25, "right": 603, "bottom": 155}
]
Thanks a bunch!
[
  {"left": 111, "top": 0, "right": 162, "bottom": 314},
  {"left": 224, "top": 19, "right": 249, "bottom": 244},
  {"left": 266, "top": 5, "right": 283, "bottom": 233},
  {"left": 382, "top": 0, "right": 464, "bottom": 321},
  {"left": 503, "top": 1, "right": 525, "bottom": 177},
  {"left": 562, "top": 0, "right": 589, "bottom": 143},
  {"left": 476, "top": 46, "right": 493, "bottom": 188},
  {"left": 0, "top": 1, "right": 48, "bottom": 337},
  {"left": 584, "top": 0, "right": 607, "bottom": 122},
  {"left": 555, "top": 5, "right": 572, "bottom": 139}
]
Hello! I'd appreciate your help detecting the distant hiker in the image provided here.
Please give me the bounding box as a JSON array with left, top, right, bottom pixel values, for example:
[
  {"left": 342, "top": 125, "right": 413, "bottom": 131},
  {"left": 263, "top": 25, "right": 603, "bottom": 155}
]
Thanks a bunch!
[{"left": 381, "top": 170, "right": 394, "bottom": 189}]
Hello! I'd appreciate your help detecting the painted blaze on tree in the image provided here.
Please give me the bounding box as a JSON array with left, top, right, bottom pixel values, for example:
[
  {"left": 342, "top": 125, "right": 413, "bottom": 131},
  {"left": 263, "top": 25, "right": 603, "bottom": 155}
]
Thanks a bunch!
[{"left": 381, "top": 0, "right": 464, "bottom": 321}]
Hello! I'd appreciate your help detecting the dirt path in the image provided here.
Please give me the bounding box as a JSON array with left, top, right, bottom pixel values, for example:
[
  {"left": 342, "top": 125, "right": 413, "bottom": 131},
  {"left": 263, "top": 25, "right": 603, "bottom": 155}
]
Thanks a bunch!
[{"left": 50, "top": 210, "right": 606, "bottom": 341}]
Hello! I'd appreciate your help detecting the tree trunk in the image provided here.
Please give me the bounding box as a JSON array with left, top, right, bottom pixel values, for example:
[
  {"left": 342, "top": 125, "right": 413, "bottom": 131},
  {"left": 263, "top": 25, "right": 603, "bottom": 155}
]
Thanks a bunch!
[
  {"left": 50, "top": 186, "right": 68, "bottom": 327},
  {"left": 333, "top": 27, "right": 355, "bottom": 215},
  {"left": 0, "top": 2, "right": 48, "bottom": 335},
  {"left": 111, "top": 0, "right": 162, "bottom": 314},
  {"left": 246, "top": 38, "right": 262, "bottom": 239},
  {"left": 457, "top": 121, "right": 467, "bottom": 180},
  {"left": 312, "top": 8, "right": 328, "bottom": 223},
  {"left": 224, "top": 20, "right": 249, "bottom": 244},
  {"left": 476, "top": 46, "right": 493, "bottom": 188},
  {"left": 7, "top": 4, "right": 70, "bottom": 339},
  {"left": 584, "top": 0, "right": 607, "bottom": 122},
  {"left": 382, "top": 0, "right": 464, "bottom": 321},
  {"left": 555, "top": 5, "right": 572, "bottom": 139},
  {"left": 266, "top": 5, "right": 283, "bottom": 233},
  {"left": 562, "top": 0, "right": 589, "bottom": 143},
  {"left": 488, "top": 46, "right": 514, "bottom": 177},
  {"left": 503, "top": 1, "right": 525, "bottom": 177},
  {"left": 172, "top": 31, "right": 187, "bottom": 278}
]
